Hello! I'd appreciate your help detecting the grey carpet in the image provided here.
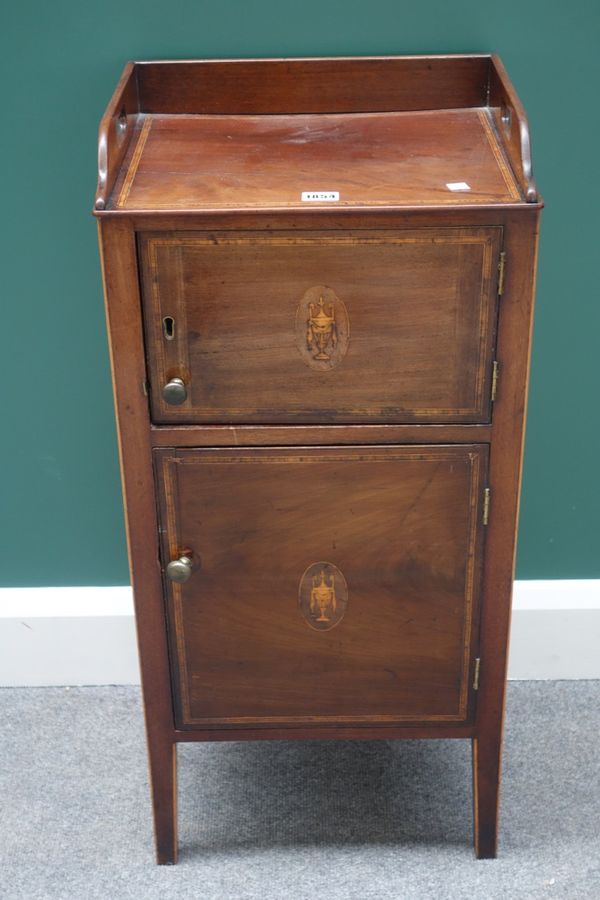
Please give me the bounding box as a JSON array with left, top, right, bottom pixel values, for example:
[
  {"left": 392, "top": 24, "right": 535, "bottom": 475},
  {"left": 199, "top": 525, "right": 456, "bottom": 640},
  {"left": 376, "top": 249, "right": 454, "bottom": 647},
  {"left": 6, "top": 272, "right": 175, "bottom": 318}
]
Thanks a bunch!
[{"left": 0, "top": 682, "right": 598, "bottom": 900}]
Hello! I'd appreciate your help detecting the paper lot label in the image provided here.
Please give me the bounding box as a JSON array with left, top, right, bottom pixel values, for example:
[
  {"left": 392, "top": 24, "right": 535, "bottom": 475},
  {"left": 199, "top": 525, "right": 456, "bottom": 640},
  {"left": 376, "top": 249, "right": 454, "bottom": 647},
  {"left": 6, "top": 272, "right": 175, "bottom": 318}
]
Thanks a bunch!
[{"left": 301, "top": 191, "right": 340, "bottom": 201}]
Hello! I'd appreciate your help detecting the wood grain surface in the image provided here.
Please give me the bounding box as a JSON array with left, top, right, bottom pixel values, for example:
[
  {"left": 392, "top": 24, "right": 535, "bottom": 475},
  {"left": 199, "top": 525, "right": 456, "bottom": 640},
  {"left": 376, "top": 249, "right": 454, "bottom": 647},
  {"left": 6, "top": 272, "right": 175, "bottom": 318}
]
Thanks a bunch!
[
  {"left": 155, "top": 445, "right": 488, "bottom": 728},
  {"left": 112, "top": 109, "right": 521, "bottom": 211},
  {"left": 140, "top": 227, "right": 502, "bottom": 424},
  {"left": 135, "top": 56, "right": 489, "bottom": 115}
]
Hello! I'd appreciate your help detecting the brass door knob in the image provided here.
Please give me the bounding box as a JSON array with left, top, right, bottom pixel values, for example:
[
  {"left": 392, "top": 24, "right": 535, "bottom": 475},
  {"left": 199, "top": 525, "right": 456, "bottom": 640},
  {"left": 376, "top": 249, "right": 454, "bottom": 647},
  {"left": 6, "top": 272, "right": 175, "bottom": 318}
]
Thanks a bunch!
[
  {"left": 162, "top": 377, "right": 187, "bottom": 405},
  {"left": 166, "top": 556, "right": 193, "bottom": 584}
]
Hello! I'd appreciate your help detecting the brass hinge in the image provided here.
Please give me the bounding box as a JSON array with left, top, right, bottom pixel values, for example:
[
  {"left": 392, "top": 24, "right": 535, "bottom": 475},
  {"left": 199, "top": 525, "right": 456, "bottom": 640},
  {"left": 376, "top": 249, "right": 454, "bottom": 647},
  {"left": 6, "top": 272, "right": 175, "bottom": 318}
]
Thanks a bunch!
[
  {"left": 482, "top": 488, "right": 491, "bottom": 525},
  {"left": 498, "top": 251, "right": 506, "bottom": 296},
  {"left": 473, "top": 657, "right": 481, "bottom": 691},
  {"left": 491, "top": 360, "right": 499, "bottom": 402}
]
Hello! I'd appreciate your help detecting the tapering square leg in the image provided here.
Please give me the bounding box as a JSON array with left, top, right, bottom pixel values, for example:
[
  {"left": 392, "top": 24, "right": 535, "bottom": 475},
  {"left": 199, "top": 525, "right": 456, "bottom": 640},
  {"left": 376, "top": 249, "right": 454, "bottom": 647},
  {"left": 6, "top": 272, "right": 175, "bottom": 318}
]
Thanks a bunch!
[
  {"left": 147, "top": 733, "right": 178, "bottom": 864},
  {"left": 472, "top": 733, "right": 502, "bottom": 859}
]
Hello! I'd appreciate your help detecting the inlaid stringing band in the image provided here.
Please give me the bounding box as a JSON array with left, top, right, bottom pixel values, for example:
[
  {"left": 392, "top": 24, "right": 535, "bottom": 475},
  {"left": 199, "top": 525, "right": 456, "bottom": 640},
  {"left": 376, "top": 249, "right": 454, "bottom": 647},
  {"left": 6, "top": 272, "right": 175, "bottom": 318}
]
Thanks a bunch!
[
  {"left": 477, "top": 109, "right": 522, "bottom": 202},
  {"left": 117, "top": 116, "right": 153, "bottom": 209}
]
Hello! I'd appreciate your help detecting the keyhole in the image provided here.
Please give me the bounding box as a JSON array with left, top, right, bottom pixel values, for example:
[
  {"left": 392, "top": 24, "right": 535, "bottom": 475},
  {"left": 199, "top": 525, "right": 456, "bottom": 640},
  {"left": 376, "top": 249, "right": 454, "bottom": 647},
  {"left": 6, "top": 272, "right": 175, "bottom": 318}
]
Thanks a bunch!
[{"left": 162, "top": 316, "right": 175, "bottom": 340}]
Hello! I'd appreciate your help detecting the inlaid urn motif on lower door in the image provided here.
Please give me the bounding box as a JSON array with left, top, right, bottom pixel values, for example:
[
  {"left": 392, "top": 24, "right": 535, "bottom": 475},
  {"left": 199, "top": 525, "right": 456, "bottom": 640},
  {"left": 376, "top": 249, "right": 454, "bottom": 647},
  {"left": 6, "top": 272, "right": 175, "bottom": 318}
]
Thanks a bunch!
[
  {"left": 299, "top": 561, "right": 348, "bottom": 630},
  {"left": 295, "top": 285, "right": 350, "bottom": 371}
]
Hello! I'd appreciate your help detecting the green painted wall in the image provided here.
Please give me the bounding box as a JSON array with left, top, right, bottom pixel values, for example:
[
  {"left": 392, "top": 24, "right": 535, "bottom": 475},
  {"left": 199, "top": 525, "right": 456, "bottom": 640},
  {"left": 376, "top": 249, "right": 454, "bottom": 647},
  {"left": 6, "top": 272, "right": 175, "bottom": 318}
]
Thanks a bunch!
[{"left": 2, "top": 0, "right": 598, "bottom": 586}]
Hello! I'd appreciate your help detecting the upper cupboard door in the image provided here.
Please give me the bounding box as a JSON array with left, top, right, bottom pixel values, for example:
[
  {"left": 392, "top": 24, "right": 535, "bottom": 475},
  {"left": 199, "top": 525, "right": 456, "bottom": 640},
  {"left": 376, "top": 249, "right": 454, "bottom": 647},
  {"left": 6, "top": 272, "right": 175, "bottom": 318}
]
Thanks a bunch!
[{"left": 139, "top": 228, "right": 502, "bottom": 424}]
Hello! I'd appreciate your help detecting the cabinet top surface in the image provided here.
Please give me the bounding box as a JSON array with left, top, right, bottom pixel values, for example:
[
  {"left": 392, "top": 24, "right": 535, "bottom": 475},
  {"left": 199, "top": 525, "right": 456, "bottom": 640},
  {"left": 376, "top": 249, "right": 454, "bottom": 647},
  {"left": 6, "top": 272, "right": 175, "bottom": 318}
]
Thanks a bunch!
[
  {"left": 110, "top": 108, "right": 522, "bottom": 211},
  {"left": 94, "top": 55, "right": 539, "bottom": 213}
]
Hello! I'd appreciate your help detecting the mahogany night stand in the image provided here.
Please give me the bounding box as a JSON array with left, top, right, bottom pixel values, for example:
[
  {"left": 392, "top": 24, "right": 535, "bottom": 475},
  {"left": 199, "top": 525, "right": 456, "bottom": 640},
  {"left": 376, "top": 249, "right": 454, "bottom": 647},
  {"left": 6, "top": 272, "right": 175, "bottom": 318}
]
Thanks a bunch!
[{"left": 94, "top": 54, "right": 542, "bottom": 862}]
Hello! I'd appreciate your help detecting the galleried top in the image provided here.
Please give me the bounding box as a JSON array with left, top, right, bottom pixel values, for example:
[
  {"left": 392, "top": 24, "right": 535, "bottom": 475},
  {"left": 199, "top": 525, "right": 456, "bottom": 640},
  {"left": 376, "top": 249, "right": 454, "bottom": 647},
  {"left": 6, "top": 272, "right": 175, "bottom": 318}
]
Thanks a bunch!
[{"left": 94, "top": 55, "right": 539, "bottom": 214}]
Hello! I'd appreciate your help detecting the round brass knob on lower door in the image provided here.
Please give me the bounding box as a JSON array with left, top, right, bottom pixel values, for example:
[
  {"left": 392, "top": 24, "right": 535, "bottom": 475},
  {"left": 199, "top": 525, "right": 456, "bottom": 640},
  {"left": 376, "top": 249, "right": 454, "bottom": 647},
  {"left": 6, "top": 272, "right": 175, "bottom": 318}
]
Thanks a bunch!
[
  {"left": 162, "top": 377, "right": 187, "bottom": 405},
  {"left": 166, "top": 556, "right": 193, "bottom": 584}
]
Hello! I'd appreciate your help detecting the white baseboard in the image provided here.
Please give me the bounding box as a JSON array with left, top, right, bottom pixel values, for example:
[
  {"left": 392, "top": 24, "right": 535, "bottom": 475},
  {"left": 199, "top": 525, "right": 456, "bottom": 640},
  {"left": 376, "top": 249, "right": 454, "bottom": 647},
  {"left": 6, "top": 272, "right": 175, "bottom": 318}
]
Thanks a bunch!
[
  {"left": 0, "top": 581, "right": 598, "bottom": 686},
  {"left": 0, "top": 587, "right": 139, "bottom": 687}
]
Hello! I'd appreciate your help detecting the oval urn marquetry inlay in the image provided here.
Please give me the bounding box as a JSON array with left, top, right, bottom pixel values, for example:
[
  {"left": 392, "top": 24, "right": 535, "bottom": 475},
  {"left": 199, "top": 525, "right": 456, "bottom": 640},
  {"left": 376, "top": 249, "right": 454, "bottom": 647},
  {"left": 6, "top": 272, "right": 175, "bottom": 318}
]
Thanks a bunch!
[
  {"left": 299, "top": 561, "right": 348, "bottom": 631},
  {"left": 295, "top": 285, "right": 349, "bottom": 371}
]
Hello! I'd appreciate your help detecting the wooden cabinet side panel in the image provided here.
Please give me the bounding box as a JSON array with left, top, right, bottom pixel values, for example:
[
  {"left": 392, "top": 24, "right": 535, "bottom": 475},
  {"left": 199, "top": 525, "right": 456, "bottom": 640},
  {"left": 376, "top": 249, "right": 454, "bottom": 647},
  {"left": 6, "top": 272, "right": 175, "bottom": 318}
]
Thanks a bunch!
[
  {"left": 97, "top": 218, "right": 178, "bottom": 861},
  {"left": 474, "top": 209, "right": 541, "bottom": 856}
]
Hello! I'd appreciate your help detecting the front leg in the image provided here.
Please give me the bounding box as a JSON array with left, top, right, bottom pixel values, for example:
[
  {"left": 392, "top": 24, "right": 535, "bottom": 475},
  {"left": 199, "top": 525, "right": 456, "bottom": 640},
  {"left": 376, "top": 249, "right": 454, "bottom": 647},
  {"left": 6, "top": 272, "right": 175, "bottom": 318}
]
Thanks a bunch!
[{"left": 472, "top": 730, "right": 502, "bottom": 859}]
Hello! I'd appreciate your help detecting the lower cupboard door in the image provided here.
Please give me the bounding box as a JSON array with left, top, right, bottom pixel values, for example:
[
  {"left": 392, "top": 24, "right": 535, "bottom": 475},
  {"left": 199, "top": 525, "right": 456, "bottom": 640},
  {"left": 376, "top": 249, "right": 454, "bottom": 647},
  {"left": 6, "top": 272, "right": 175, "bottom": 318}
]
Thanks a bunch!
[{"left": 154, "top": 445, "right": 488, "bottom": 728}]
